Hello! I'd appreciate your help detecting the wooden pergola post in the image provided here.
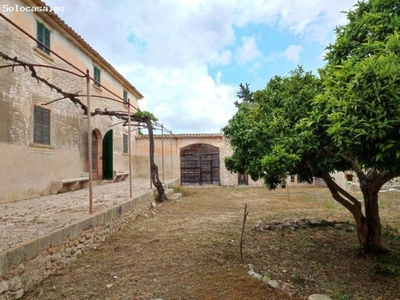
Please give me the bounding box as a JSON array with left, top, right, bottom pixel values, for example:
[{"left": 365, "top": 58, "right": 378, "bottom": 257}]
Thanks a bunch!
[{"left": 86, "top": 69, "right": 93, "bottom": 214}]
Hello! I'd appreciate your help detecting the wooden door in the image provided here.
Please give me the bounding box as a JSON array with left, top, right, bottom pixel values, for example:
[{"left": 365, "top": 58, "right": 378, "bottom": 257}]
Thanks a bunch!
[
  {"left": 102, "top": 129, "right": 113, "bottom": 180},
  {"left": 181, "top": 144, "right": 220, "bottom": 185}
]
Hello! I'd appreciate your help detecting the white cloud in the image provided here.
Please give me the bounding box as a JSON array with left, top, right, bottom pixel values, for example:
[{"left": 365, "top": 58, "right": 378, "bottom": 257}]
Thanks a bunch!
[
  {"left": 44, "top": 0, "right": 357, "bottom": 133},
  {"left": 235, "top": 36, "right": 263, "bottom": 64},
  {"left": 284, "top": 45, "right": 303, "bottom": 63},
  {"left": 231, "top": 0, "right": 353, "bottom": 39},
  {"left": 117, "top": 62, "right": 237, "bottom": 133}
]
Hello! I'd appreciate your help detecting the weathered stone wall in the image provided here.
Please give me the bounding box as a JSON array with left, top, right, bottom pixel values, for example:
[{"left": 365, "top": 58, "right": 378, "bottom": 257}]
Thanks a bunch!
[
  {"left": 0, "top": 182, "right": 173, "bottom": 300},
  {"left": 348, "top": 173, "right": 400, "bottom": 191},
  {"left": 383, "top": 177, "right": 400, "bottom": 190}
]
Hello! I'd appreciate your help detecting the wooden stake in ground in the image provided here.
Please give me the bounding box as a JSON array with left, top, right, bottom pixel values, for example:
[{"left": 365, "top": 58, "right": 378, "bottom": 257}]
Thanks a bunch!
[{"left": 240, "top": 204, "right": 249, "bottom": 263}]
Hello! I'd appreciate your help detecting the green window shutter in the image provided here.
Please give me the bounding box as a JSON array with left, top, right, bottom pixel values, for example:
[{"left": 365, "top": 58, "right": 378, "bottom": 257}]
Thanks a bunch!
[
  {"left": 42, "top": 108, "right": 50, "bottom": 144},
  {"left": 123, "top": 90, "right": 128, "bottom": 103},
  {"left": 36, "top": 21, "right": 50, "bottom": 54},
  {"left": 34, "top": 106, "right": 51, "bottom": 145},
  {"left": 94, "top": 66, "right": 100, "bottom": 86},
  {"left": 123, "top": 134, "right": 128, "bottom": 153},
  {"left": 36, "top": 21, "right": 44, "bottom": 50},
  {"left": 33, "top": 106, "right": 42, "bottom": 143},
  {"left": 44, "top": 27, "right": 50, "bottom": 53}
]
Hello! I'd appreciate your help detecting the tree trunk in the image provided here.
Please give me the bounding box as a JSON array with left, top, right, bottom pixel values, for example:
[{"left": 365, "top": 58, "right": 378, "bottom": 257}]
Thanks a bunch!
[
  {"left": 146, "top": 119, "right": 166, "bottom": 202},
  {"left": 320, "top": 172, "right": 382, "bottom": 251},
  {"left": 356, "top": 179, "right": 382, "bottom": 250}
]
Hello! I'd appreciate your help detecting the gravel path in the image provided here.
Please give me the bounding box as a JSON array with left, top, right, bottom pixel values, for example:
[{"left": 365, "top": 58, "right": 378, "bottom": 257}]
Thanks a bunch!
[{"left": 0, "top": 178, "right": 156, "bottom": 253}]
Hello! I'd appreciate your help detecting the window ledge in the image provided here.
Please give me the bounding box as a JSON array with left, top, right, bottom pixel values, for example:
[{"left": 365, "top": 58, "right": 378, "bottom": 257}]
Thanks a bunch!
[
  {"left": 29, "top": 142, "right": 54, "bottom": 152},
  {"left": 33, "top": 47, "right": 54, "bottom": 63},
  {"left": 92, "top": 84, "right": 102, "bottom": 93}
]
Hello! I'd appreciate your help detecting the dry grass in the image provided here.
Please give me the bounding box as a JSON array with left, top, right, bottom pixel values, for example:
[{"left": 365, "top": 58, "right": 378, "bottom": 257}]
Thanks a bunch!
[{"left": 24, "top": 186, "right": 400, "bottom": 300}]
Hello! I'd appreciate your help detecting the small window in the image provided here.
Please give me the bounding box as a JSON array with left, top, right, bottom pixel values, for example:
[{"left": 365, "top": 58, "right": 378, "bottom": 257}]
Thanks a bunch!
[
  {"left": 93, "top": 66, "right": 101, "bottom": 86},
  {"left": 36, "top": 21, "right": 50, "bottom": 54},
  {"left": 34, "top": 106, "right": 51, "bottom": 144},
  {"left": 123, "top": 134, "right": 128, "bottom": 153},
  {"left": 123, "top": 90, "right": 128, "bottom": 104}
]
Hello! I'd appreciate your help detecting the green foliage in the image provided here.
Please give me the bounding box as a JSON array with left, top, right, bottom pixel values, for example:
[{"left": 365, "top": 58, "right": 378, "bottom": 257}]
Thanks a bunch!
[
  {"left": 222, "top": 67, "right": 321, "bottom": 188},
  {"left": 322, "top": 0, "right": 400, "bottom": 171},
  {"left": 234, "top": 82, "right": 253, "bottom": 107},
  {"left": 222, "top": 0, "right": 400, "bottom": 249},
  {"left": 223, "top": 0, "right": 400, "bottom": 190},
  {"left": 370, "top": 255, "right": 400, "bottom": 278},
  {"left": 133, "top": 110, "right": 158, "bottom": 122}
]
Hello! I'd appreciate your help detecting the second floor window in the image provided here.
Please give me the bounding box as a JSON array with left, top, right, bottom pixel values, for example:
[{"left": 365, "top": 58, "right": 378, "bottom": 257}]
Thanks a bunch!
[
  {"left": 34, "top": 106, "right": 51, "bottom": 145},
  {"left": 123, "top": 90, "right": 128, "bottom": 104},
  {"left": 94, "top": 66, "right": 101, "bottom": 86},
  {"left": 36, "top": 21, "right": 51, "bottom": 54}
]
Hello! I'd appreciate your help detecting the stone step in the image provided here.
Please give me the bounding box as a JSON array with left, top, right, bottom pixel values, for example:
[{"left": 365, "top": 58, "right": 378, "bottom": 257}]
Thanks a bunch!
[
  {"left": 168, "top": 193, "right": 182, "bottom": 201},
  {"left": 165, "top": 188, "right": 174, "bottom": 197}
]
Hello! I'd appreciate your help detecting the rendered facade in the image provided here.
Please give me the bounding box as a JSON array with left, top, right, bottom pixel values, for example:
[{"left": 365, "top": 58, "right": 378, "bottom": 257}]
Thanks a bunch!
[{"left": 0, "top": 0, "right": 143, "bottom": 203}]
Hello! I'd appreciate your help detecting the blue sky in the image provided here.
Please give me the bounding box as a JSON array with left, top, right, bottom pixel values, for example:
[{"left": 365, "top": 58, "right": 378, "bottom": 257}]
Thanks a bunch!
[{"left": 43, "top": 0, "right": 357, "bottom": 134}]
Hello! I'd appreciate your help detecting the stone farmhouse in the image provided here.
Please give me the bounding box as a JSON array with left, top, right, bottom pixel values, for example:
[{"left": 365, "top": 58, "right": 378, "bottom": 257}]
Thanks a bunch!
[
  {"left": 0, "top": 0, "right": 274, "bottom": 206},
  {"left": 0, "top": 0, "right": 145, "bottom": 203},
  {"left": 1, "top": 0, "right": 358, "bottom": 206},
  {"left": 0, "top": 0, "right": 256, "bottom": 206}
]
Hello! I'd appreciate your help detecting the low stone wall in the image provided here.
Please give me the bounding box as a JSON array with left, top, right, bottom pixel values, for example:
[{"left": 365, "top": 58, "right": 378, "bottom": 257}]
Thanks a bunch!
[
  {"left": 0, "top": 180, "right": 179, "bottom": 300},
  {"left": 383, "top": 177, "right": 400, "bottom": 190}
]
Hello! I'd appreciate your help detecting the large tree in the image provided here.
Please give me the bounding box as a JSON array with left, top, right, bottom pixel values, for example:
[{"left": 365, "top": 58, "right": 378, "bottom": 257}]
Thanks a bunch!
[{"left": 223, "top": 0, "right": 400, "bottom": 251}]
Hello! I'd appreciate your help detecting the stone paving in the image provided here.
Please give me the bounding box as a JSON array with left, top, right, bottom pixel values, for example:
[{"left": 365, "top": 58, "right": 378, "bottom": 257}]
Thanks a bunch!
[{"left": 0, "top": 178, "right": 157, "bottom": 253}]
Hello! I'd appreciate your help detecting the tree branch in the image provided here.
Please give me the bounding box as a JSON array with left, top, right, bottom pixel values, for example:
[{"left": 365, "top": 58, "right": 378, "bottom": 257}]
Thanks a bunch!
[{"left": 320, "top": 172, "right": 361, "bottom": 214}]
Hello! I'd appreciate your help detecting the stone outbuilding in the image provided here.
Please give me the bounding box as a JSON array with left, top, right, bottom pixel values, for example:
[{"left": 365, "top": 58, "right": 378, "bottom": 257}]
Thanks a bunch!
[
  {"left": 135, "top": 133, "right": 263, "bottom": 187},
  {"left": 135, "top": 133, "right": 351, "bottom": 189}
]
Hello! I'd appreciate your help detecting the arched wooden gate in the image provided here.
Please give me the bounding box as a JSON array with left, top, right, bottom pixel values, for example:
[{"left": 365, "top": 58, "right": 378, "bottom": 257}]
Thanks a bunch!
[{"left": 180, "top": 144, "right": 220, "bottom": 185}]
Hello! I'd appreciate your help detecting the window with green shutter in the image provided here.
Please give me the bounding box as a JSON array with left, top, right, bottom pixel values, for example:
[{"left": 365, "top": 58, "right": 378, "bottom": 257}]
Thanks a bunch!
[
  {"left": 94, "top": 66, "right": 101, "bottom": 86},
  {"left": 123, "top": 89, "right": 128, "bottom": 104},
  {"left": 123, "top": 134, "right": 128, "bottom": 153},
  {"left": 36, "top": 21, "right": 50, "bottom": 54},
  {"left": 34, "top": 106, "right": 51, "bottom": 145}
]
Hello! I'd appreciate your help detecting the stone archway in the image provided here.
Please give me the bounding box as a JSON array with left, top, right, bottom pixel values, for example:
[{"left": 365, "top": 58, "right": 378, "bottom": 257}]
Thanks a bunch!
[{"left": 180, "top": 144, "right": 220, "bottom": 185}]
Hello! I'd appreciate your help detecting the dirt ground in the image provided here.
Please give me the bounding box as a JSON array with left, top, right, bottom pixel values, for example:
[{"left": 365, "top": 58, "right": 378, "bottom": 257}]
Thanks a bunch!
[{"left": 23, "top": 186, "right": 400, "bottom": 300}]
